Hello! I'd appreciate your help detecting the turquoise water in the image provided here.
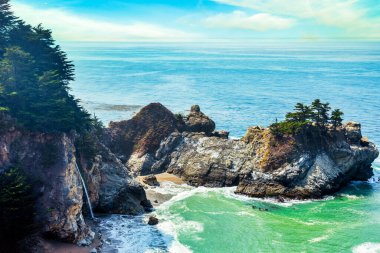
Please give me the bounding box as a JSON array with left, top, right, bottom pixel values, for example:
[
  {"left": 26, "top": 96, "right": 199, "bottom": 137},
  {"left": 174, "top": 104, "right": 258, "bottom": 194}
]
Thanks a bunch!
[
  {"left": 157, "top": 176, "right": 380, "bottom": 253},
  {"left": 64, "top": 42, "right": 380, "bottom": 252}
]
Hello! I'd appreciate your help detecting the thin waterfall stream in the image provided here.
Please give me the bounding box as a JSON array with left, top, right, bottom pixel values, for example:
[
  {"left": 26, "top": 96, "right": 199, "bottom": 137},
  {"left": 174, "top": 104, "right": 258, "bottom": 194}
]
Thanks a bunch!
[{"left": 75, "top": 162, "right": 95, "bottom": 219}]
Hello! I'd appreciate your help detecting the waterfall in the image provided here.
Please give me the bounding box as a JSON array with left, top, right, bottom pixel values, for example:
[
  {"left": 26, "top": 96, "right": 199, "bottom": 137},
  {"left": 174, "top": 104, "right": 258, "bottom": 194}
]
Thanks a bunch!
[{"left": 75, "top": 163, "right": 95, "bottom": 219}]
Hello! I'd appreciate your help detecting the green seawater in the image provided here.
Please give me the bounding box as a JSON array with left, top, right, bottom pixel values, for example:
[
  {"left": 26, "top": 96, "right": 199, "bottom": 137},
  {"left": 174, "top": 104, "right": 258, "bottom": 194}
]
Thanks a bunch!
[{"left": 158, "top": 168, "right": 380, "bottom": 253}]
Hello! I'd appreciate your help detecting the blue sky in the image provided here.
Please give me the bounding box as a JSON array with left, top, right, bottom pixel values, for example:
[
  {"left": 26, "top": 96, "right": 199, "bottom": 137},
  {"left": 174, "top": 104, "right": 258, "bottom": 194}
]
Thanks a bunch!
[{"left": 11, "top": 0, "right": 380, "bottom": 42}]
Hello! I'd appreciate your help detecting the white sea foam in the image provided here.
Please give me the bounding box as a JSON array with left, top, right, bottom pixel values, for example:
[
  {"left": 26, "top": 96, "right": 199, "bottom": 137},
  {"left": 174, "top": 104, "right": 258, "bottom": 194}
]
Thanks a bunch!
[
  {"left": 308, "top": 234, "right": 329, "bottom": 243},
  {"left": 99, "top": 178, "right": 353, "bottom": 252},
  {"left": 340, "top": 194, "right": 364, "bottom": 200},
  {"left": 352, "top": 242, "right": 380, "bottom": 253}
]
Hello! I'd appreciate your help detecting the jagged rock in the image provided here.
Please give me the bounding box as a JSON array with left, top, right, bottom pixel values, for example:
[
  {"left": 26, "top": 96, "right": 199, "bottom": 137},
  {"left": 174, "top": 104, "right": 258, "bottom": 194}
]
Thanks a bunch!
[
  {"left": 142, "top": 175, "right": 160, "bottom": 186},
  {"left": 165, "top": 123, "right": 378, "bottom": 198},
  {"left": 127, "top": 130, "right": 184, "bottom": 176},
  {"left": 0, "top": 130, "right": 93, "bottom": 244},
  {"left": 79, "top": 143, "right": 152, "bottom": 215},
  {"left": 108, "top": 103, "right": 180, "bottom": 162},
  {"left": 148, "top": 216, "right": 159, "bottom": 225},
  {"left": 106, "top": 104, "right": 378, "bottom": 199},
  {"left": 184, "top": 105, "right": 215, "bottom": 134},
  {"left": 167, "top": 132, "right": 249, "bottom": 187},
  {"left": 345, "top": 121, "right": 362, "bottom": 144}
]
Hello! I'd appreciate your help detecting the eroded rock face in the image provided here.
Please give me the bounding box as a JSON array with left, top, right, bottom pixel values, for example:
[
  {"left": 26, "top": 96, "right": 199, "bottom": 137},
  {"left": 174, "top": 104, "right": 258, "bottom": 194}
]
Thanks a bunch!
[
  {"left": 165, "top": 123, "right": 378, "bottom": 198},
  {"left": 79, "top": 143, "right": 152, "bottom": 215},
  {"left": 108, "top": 103, "right": 224, "bottom": 176},
  {"left": 0, "top": 129, "right": 93, "bottom": 244},
  {"left": 108, "top": 103, "right": 180, "bottom": 162},
  {"left": 122, "top": 117, "right": 378, "bottom": 198}
]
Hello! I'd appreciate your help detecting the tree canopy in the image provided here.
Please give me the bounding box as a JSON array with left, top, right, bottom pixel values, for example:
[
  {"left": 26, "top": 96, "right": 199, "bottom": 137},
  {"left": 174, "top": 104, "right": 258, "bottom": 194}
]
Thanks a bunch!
[
  {"left": 0, "top": 0, "right": 91, "bottom": 133},
  {"left": 270, "top": 99, "right": 344, "bottom": 136}
]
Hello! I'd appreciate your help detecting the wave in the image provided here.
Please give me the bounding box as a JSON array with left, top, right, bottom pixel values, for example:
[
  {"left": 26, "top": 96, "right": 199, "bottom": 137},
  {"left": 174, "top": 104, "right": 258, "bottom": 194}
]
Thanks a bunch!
[{"left": 352, "top": 242, "right": 380, "bottom": 253}]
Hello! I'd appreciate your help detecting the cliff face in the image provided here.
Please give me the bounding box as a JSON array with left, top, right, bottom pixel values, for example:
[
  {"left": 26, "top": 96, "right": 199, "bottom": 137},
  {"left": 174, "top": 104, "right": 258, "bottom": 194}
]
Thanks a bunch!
[
  {"left": 0, "top": 128, "right": 93, "bottom": 244},
  {"left": 0, "top": 121, "right": 151, "bottom": 245},
  {"left": 78, "top": 142, "right": 152, "bottom": 215},
  {"left": 115, "top": 103, "right": 379, "bottom": 199}
]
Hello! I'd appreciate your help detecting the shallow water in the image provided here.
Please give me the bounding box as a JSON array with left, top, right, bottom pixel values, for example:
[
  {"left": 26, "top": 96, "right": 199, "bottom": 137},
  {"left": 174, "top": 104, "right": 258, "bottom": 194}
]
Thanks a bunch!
[{"left": 64, "top": 42, "right": 380, "bottom": 253}]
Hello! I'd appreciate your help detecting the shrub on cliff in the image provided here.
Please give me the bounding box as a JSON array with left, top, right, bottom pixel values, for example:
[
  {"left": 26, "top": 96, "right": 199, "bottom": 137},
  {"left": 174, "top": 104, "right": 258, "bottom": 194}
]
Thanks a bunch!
[
  {"left": 0, "top": 167, "right": 36, "bottom": 252},
  {"left": 0, "top": 0, "right": 91, "bottom": 133}
]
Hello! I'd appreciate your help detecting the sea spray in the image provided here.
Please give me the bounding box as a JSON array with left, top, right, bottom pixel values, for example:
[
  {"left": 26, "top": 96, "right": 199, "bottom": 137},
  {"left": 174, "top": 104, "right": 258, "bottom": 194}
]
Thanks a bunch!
[{"left": 75, "top": 162, "right": 95, "bottom": 219}]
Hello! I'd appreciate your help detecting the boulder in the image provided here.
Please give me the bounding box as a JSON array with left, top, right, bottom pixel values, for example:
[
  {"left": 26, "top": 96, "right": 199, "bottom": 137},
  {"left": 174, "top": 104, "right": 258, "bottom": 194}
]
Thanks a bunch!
[
  {"left": 184, "top": 105, "right": 215, "bottom": 134},
  {"left": 147, "top": 216, "right": 159, "bottom": 225},
  {"left": 142, "top": 175, "right": 160, "bottom": 186}
]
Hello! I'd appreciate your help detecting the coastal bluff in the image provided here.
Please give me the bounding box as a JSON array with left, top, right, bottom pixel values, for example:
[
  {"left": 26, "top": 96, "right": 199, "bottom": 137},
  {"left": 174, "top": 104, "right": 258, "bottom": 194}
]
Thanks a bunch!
[
  {"left": 108, "top": 103, "right": 379, "bottom": 199},
  {"left": 0, "top": 102, "right": 378, "bottom": 249}
]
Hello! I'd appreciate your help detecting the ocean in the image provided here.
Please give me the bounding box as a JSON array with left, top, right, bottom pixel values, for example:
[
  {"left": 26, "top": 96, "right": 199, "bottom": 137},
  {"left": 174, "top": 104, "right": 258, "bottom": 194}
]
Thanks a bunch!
[{"left": 63, "top": 42, "right": 380, "bottom": 253}]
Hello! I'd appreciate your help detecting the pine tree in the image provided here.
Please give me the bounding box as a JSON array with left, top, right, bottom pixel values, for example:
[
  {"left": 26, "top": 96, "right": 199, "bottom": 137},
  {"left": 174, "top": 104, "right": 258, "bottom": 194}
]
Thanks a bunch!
[
  {"left": 286, "top": 103, "right": 312, "bottom": 122},
  {"left": 0, "top": 4, "right": 91, "bottom": 133},
  {"left": 311, "top": 99, "right": 331, "bottom": 127},
  {"left": 330, "top": 109, "right": 344, "bottom": 129},
  {"left": 0, "top": 0, "right": 15, "bottom": 52},
  {"left": 0, "top": 167, "right": 35, "bottom": 252}
]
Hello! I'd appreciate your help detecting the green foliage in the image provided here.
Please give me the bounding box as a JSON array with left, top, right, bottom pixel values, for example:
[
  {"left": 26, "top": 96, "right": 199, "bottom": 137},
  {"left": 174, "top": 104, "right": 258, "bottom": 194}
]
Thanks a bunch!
[
  {"left": 174, "top": 112, "right": 185, "bottom": 122},
  {"left": 75, "top": 131, "right": 99, "bottom": 161},
  {"left": 311, "top": 99, "right": 331, "bottom": 127},
  {"left": 270, "top": 121, "right": 307, "bottom": 136},
  {"left": 270, "top": 99, "right": 344, "bottom": 136},
  {"left": 331, "top": 109, "right": 344, "bottom": 129},
  {"left": 0, "top": 167, "right": 35, "bottom": 251},
  {"left": 0, "top": 1, "right": 91, "bottom": 133}
]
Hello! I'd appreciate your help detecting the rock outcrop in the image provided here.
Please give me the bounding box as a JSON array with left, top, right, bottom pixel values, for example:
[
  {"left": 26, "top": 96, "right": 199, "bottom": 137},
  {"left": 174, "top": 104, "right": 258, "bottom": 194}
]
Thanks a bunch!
[
  {"left": 110, "top": 104, "right": 378, "bottom": 199},
  {"left": 108, "top": 103, "right": 220, "bottom": 176},
  {"left": 166, "top": 123, "right": 378, "bottom": 198}
]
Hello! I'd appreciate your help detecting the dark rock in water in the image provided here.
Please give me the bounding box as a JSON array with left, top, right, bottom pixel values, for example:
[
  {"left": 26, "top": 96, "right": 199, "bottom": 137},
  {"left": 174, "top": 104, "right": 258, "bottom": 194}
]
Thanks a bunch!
[
  {"left": 148, "top": 216, "right": 159, "bottom": 225},
  {"left": 142, "top": 175, "right": 160, "bottom": 186},
  {"left": 277, "top": 196, "right": 285, "bottom": 203},
  {"left": 184, "top": 105, "right": 215, "bottom": 134}
]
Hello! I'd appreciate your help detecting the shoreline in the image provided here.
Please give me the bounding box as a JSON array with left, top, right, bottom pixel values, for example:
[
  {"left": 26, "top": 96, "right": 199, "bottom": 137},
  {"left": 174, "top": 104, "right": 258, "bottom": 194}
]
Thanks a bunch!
[{"left": 138, "top": 173, "right": 186, "bottom": 207}]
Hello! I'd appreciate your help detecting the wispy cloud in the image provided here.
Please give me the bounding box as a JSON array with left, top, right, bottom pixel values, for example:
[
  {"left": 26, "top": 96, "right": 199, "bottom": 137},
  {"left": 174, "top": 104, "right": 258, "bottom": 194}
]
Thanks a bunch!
[
  {"left": 11, "top": 2, "right": 198, "bottom": 42},
  {"left": 211, "top": 0, "right": 380, "bottom": 38},
  {"left": 205, "top": 11, "right": 295, "bottom": 31}
]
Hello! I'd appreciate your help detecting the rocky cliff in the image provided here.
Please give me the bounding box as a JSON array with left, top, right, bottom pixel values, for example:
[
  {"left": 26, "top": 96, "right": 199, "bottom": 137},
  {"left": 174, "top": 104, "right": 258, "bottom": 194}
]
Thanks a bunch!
[
  {"left": 114, "top": 103, "right": 378, "bottom": 199},
  {"left": 0, "top": 127, "right": 93, "bottom": 244},
  {"left": 0, "top": 116, "right": 151, "bottom": 246}
]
